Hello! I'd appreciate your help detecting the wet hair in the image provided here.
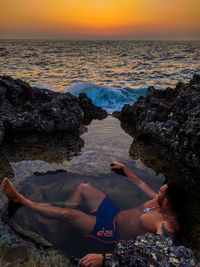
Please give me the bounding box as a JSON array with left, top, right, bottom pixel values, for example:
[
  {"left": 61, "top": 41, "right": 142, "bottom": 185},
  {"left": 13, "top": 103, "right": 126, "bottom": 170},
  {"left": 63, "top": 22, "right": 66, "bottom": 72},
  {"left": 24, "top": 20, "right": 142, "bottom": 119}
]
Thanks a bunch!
[
  {"left": 164, "top": 183, "right": 192, "bottom": 244},
  {"left": 164, "top": 182, "right": 188, "bottom": 216}
]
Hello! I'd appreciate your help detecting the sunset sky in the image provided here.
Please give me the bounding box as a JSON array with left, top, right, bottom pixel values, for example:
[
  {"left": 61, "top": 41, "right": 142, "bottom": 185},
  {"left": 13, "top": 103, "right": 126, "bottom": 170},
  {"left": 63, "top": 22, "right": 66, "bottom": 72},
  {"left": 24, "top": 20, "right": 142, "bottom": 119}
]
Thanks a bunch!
[{"left": 0, "top": 0, "right": 199, "bottom": 39}]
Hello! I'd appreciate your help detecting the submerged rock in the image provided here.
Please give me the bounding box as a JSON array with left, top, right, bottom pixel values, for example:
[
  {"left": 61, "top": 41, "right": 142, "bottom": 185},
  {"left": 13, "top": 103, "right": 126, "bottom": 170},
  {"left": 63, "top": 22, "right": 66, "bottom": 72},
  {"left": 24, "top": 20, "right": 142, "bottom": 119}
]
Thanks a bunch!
[
  {"left": 0, "top": 209, "right": 72, "bottom": 266},
  {"left": 113, "top": 75, "right": 200, "bottom": 182},
  {"left": 105, "top": 233, "right": 198, "bottom": 267},
  {"left": 0, "top": 75, "right": 107, "bottom": 146}
]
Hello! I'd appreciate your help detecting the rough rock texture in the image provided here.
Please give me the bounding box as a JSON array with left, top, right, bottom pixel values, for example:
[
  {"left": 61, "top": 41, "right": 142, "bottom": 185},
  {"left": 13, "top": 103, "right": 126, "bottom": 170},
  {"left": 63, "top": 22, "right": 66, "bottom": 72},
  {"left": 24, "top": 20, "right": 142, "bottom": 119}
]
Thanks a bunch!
[
  {"left": 78, "top": 92, "right": 108, "bottom": 125},
  {"left": 0, "top": 209, "right": 72, "bottom": 267},
  {"left": 105, "top": 233, "right": 198, "bottom": 267},
  {"left": 0, "top": 75, "right": 107, "bottom": 146},
  {"left": 113, "top": 75, "right": 200, "bottom": 182}
]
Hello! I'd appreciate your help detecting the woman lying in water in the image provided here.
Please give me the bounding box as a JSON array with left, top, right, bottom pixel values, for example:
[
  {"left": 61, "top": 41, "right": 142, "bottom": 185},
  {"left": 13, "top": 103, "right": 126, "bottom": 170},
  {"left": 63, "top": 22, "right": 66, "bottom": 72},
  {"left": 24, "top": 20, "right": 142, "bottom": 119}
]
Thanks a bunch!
[{"left": 1, "top": 161, "right": 187, "bottom": 267}]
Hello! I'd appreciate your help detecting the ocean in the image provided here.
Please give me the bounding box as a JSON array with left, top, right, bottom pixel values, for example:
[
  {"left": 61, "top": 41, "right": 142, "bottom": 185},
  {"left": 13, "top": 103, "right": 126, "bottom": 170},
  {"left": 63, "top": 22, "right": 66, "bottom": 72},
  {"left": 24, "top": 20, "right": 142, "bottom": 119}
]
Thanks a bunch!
[{"left": 0, "top": 40, "right": 199, "bottom": 113}]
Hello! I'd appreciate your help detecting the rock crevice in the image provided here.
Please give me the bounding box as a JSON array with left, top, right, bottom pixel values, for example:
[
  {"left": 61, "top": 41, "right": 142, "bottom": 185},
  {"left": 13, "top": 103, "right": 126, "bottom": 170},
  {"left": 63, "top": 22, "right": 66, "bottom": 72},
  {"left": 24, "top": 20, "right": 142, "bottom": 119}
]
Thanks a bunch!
[{"left": 113, "top": 75, "right": 200, "bottom": 181}]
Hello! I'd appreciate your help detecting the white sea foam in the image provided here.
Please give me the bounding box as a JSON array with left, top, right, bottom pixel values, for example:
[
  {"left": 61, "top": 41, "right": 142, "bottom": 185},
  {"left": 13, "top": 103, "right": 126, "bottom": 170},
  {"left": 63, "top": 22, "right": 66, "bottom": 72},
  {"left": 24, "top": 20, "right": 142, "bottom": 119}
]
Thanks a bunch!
[
  {"left": 33, "top": 81, "right": 147, "bottom": 113},
  {"left": 66, "top": 82, "right": 147, "bottom": 114}
]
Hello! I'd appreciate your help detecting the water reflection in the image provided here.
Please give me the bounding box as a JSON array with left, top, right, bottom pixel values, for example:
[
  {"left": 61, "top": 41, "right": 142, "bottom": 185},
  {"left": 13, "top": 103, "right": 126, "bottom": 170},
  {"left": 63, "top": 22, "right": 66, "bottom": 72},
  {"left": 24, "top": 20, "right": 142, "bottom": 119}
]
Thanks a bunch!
[
  {"left": 129, "top": 140, "right": 182, "bottom": 181},
  {"left": 0, "top": 134, "right": 84, "bottom": 181}
]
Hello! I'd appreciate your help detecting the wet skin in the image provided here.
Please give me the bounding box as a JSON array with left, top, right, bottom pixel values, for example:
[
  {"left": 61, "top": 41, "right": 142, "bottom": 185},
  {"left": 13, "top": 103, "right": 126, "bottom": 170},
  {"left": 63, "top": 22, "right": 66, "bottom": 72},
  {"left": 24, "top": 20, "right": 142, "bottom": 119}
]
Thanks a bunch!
[
  {"left": 1, "top": 168, "right": 179, "bottom": 267},
  {"left": 1, "top": 179, "right": 178, "bottom": 241}
]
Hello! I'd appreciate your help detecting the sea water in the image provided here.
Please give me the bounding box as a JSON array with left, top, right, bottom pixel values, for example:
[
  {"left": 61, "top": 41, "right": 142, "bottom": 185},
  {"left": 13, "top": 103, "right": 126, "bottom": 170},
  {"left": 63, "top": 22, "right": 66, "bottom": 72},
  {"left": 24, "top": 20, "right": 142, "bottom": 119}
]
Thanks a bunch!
[
  {"left": 0, "top": 40, "right": 199, "bottom": 113},
  {"left": 0, "top": 40, "right": 199, "bottom": 257}
]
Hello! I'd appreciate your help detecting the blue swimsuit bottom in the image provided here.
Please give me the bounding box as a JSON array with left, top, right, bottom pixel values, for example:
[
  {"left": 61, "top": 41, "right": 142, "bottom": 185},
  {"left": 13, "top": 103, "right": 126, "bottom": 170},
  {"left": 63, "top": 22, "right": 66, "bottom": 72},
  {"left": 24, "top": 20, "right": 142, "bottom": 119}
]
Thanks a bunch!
[{"left": 86, "top": 196, "right": 120, "bottom": 243}]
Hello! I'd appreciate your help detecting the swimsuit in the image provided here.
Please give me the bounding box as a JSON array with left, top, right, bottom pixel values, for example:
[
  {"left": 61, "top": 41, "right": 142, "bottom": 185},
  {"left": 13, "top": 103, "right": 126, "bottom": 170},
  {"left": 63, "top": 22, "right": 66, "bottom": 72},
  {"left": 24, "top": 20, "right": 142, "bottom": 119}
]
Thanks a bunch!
[
  {"left": 86, "top": 196, "right": 120, "bottom": 243},
  {"left": 86, "top": 203, "right": 174, "bottom": 243}
]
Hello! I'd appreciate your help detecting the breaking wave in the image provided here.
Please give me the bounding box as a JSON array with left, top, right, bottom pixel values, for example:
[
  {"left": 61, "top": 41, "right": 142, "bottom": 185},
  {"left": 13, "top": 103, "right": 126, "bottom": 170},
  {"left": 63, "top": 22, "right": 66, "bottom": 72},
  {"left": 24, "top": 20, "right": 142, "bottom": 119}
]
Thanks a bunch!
[{"left": 66, "top": 82, "right": 147, "bottom": 114}]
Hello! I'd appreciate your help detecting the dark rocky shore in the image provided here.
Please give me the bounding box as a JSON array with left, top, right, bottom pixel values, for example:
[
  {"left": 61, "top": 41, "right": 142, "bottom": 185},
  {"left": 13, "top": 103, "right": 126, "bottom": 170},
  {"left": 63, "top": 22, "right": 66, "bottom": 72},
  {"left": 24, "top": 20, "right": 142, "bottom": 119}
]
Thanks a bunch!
[
  {"left": 0, "top": 75, "right": 199, "bottom": 266},
  {"left": 113, "top": 74, "right": 200, "bottom": 183},
  {"left": 0, "top": 75, "right": 107, "bottom": 147},
  {"left": 105, "top": 233, "right": 197, "bottom": 267}
]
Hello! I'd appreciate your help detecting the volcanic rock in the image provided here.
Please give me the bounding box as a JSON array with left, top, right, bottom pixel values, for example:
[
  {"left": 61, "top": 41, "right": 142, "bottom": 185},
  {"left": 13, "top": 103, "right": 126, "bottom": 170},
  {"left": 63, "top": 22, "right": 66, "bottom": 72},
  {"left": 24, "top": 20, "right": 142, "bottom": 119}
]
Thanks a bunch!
[
  {"left": 105, "top": 233, "right": 198, "bottom": 267},
  {"left": 0, "top": 75, "right": 107, "bottom": 146},
  {"left": 0, "top": 208, "right": 72, "bottom": 266},
  {"left": 113, "top": 75, "right": 200, "bottom": 182},
  {"left": 78, "top": 92, "right": 107, "bottom": 125}
]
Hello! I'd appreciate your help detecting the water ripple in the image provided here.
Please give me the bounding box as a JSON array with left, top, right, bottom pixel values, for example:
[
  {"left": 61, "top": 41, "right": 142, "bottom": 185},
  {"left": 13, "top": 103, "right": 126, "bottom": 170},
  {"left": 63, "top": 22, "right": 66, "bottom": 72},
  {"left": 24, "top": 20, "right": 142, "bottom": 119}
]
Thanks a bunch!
[{"left": 0, "top": 40, "right": 199, "bottom": 92}]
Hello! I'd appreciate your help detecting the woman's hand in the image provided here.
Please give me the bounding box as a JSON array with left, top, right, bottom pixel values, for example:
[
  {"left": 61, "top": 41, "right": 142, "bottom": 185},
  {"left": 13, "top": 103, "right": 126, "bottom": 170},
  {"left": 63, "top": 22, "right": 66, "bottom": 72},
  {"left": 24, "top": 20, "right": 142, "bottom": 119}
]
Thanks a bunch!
[
  {"left": 78, "top": 253, "right": 104, "bottom": 267},
  {"left": 110, "top": 161, "right": 125, "bottom": 170}
]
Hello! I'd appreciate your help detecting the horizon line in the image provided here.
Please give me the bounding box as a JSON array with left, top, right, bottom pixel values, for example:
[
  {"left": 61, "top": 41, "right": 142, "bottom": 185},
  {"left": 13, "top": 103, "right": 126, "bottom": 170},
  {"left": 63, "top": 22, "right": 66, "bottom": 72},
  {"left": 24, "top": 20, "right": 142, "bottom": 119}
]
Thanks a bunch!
[{"left": 0, "top": 37, "right": 200, "bottom": 41}]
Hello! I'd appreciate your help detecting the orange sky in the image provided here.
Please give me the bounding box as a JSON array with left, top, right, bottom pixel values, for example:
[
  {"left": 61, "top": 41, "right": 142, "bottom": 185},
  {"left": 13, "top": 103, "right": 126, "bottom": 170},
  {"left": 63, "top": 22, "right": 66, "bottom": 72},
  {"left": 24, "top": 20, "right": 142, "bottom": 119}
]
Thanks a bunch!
[{"left": 0, "top": 0, "right": 199, "bottom": 39}]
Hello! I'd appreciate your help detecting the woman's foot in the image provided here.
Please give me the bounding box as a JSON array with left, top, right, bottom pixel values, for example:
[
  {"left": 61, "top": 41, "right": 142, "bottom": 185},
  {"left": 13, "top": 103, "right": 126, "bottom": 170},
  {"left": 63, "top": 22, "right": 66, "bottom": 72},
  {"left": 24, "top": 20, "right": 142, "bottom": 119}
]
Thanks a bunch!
[{"left": 1, "top": 178, "right": 29, "bottom": 206}]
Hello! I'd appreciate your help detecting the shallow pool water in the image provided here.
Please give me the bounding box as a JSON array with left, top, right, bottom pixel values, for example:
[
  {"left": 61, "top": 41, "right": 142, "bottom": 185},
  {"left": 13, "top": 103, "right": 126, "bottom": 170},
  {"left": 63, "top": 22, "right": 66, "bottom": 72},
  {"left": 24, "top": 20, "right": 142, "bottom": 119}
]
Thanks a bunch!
[{"left": 0, "top": 116, "right": 179, "bottom": 257}]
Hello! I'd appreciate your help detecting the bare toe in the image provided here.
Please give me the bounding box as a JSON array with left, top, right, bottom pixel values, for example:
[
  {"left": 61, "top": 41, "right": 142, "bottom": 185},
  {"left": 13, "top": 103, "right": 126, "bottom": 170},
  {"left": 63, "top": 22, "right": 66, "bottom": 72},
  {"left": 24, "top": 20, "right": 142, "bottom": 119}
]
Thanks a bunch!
[
  {"left": 1, "top": 178, "right": 29, "bottom": 206},
  {"left": 1, "top": 178, "right": 8, "bottom": 190},
  {"left": 1, "top": 178, "right": 18, "bottom": 201}
]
